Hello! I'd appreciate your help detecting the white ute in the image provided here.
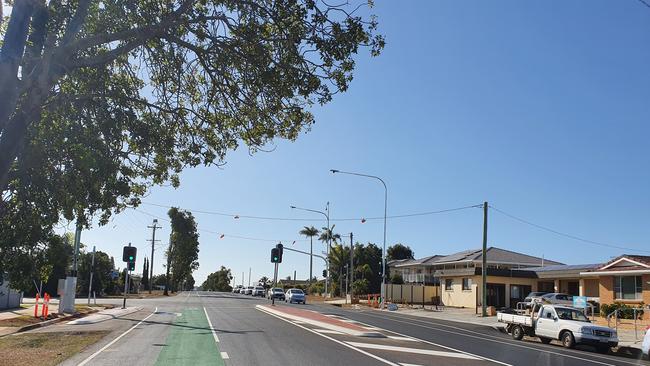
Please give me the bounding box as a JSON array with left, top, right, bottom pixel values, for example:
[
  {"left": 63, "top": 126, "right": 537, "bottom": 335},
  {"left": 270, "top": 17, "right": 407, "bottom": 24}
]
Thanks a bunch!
[{"left": 498, "top": 304, "right": 618, "bottom": 353}]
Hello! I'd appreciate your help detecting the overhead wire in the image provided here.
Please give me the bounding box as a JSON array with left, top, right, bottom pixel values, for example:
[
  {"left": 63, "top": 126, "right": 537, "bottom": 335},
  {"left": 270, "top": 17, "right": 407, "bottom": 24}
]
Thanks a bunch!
[{"left": 489, "top": 205, "right": 650, "bottom": 254}]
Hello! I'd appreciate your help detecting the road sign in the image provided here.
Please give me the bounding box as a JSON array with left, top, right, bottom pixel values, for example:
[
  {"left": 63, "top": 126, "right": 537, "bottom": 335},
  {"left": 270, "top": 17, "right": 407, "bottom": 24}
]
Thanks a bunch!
[
  {"left": 110, "top": 270, "right": 119, "bottom": 280},
  {"left": 573, "top": 296, "right": 587, "bottom": 308}
]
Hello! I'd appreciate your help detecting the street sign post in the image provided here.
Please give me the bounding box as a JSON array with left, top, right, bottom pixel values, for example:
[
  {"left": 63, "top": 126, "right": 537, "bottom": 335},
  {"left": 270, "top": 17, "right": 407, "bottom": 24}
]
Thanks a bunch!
[{"left": 122, "top": 243, "right": 136, "bottom": 309}]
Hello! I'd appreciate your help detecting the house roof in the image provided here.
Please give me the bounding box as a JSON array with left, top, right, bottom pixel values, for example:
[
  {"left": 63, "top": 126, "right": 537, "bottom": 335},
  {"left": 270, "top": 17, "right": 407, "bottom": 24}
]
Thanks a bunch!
[
  {"left": 433, "top": 247, "right": 563, "bottom": 267},
  {"left": 581, "top": 255, "right": 650, "bottom": 274},
  {"left": 393, "top": 255, "right": 444, "bottom": 268},
  {"left": 526, "top": 264, "right": 601, "bottom": 273}
]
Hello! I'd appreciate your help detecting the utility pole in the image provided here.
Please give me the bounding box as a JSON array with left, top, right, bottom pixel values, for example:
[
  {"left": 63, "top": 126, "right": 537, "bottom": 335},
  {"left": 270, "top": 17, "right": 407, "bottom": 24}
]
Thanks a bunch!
[
  {"left": 248, "top": 267, "right": 251, "bottom": 287},
  {"left": 349, "top": 232, "right": 354, "bottom": 296},
  {"left": 241, "top": 271, "right": 244, "bottom": 287},
  {"left": 147, "top": 219, "right": 161, "bottom": 293},
  {"left": 87, "top": 246, "right": 95, "bottom": 305},
  {"left": 123, "top": 243, "right": 132, "bottom": 309},
  {"left": 482, "top": 201, "right": 488, "bottom": 317}
]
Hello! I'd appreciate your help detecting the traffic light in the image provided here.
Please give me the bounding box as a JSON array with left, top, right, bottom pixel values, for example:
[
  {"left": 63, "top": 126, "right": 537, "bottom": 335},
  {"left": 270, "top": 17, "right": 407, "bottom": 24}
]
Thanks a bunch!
[
  {"left": 276, "top": 243, "right": 283, "bottom": 263},
  {"left": 122, "top": 246, "right": 137, "bottom": 263},
  {"left": 271, "top": 248, "right": 280, "bottom": 263},
  {"left": 322, "top": 270, "right": 327, "bottom": 277},
  {"left": 128, "top": 261, "right": 135, "bottom": 271}
]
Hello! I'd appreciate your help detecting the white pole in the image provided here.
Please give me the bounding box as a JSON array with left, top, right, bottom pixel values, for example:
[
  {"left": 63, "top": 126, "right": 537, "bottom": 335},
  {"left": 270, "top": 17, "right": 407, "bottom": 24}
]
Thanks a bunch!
[{"left": 88, "top": 246, "right": 95, "bottom": 305}]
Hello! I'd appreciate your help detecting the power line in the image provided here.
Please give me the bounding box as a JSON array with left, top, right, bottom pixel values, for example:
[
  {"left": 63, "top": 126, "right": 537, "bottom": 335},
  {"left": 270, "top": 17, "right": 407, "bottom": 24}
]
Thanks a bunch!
[
  {"left": 140, "top": 202, "right": 482, "bottom": 222},
  {"left": 132, "top": 208, "right": 308, "bottom": 243},
  {"left": 637, "top": 0, "right": 650, "bottom": 9},
  {"left": 489, "top": 205, "right": 650, "bottom": 254}
]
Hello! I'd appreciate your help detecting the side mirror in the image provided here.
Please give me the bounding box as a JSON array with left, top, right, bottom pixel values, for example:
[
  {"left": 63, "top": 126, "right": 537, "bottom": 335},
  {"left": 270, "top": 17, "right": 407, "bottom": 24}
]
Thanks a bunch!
[{"left": 553, "top": 316, "right": 558, "bottom": 321}]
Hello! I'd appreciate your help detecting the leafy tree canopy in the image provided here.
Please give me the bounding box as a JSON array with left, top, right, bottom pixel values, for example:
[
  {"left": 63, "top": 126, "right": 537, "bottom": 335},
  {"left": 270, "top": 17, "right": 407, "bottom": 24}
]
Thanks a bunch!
[
  {"left": 387, "top": 243, "right": 414, "bottom": 261},
  {"left": 202, "top": 266, "right": 233, "bottom": 292}
]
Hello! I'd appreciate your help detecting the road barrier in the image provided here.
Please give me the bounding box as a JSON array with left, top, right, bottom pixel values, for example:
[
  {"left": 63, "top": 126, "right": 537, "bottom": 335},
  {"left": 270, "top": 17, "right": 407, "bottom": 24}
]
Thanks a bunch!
[{"left": 34, "top": 293, "right": 40, "bottom": 318}]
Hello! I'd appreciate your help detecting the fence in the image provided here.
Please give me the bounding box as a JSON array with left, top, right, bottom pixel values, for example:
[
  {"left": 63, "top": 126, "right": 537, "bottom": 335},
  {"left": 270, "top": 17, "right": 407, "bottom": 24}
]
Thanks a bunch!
[
  {"left": 383, "top": 284, "right": 440, "bottom": 305},
  {"left": 0, "top": 281, "right": 22, "bottom": 310}
]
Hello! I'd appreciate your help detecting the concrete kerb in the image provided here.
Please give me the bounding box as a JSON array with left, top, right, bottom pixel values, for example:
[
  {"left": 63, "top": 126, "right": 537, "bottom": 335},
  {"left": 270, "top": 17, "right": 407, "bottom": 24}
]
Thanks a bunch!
[
  {"left": 255, "top": 305, "right": 385, "bottom": 338},
  {"left": 10, "top": 308, "right": 103, "bottom": 335},
  {"left": 66, "top": 307, "right": 142, "bottom": 325}
]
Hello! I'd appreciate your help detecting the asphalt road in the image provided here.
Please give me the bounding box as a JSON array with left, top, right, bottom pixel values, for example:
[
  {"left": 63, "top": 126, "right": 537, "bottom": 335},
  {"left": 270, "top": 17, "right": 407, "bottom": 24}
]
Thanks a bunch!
[{"left": 28, "top": 291, "right": 650, "bottom": 366}]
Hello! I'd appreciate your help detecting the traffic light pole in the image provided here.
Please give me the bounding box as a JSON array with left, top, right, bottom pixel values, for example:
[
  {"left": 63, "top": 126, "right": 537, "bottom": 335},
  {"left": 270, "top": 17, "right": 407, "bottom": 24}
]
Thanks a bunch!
[
  {"left": 272, "top": 262, "right": 278, "bottom": 306},
  {"left": 122, "top": 268, "right": 129, "bottom": 309}
]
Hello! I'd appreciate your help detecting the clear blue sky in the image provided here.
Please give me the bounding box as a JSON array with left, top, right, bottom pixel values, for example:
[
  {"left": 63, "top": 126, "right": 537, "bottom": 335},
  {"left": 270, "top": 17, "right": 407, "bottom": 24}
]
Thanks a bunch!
[{"left": 75, "top": 1, "right": 650, "bottom": 286}]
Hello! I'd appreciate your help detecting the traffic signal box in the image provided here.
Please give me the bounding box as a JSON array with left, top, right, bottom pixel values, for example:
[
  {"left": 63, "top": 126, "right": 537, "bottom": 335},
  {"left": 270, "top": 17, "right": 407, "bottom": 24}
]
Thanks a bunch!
[{"left": 123, "top": 246, "right": 137, "bottom": 271}]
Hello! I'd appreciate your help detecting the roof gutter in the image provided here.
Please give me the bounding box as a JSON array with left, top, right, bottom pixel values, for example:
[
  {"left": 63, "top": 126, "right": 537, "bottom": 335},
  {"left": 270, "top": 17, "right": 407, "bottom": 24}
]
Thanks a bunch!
[{"left": 579, "top": 270, "right": 650, "bottom": 276}]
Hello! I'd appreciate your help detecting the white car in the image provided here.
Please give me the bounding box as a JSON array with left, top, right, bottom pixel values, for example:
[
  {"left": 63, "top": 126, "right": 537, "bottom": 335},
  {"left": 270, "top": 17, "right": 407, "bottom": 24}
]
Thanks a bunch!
[
  {"left": 642, "top": 325, "right": 650, "bottom": 359},
  {"left": 539, "top": 293, "right": 573, "bottom": 306},
  {"left": 244, "top": 286, "right": 253, "bottom": 295},
  {"left": 252, "top": 286, "right": 265, "bottom": 297},
  {"left": 285, "top": 288, "right": 306, "bottom": 304}
]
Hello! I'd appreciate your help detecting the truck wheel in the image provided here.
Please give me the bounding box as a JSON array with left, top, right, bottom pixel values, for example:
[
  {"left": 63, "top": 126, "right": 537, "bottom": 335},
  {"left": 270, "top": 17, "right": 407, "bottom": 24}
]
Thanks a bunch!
[
  {"left": 561, "top": 331, "right": 575, "bottom": 349},
  {"left": 539, "top": 337, "right": 552, "bottom": 344},
  {"left": 511, "top": 325, "right": 524, "bottom": 340}
]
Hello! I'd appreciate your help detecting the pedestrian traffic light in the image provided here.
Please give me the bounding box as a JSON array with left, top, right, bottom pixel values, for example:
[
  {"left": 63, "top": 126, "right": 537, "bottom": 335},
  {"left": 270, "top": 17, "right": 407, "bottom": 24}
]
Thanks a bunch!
[
  {"left": 128, "top": 261, "right": 135, "bottom": 271},
  {"left": 271, "top": 248, "right": 280, "bottom": 263},
  {"left": 276, "top": 243, "right": 283, "bottom": 263},
  {"left": 122, "top": 246, "right": 137, "bottom": 263},
  {"left": 322, "top": 270, "right": 327, "bottom": 277}
]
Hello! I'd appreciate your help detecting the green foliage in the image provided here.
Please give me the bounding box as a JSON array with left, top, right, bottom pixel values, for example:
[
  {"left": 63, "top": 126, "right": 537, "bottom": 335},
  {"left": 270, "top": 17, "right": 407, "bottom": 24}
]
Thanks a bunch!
[
  {"left": 352, "top": 279, "right": 369, "bottom": 295},
  {"left": 600, "top": 302, "right": 645, "bottom": 319},
  {"left": 202, "top": 266, "right": 233, "bottom": 292},
  {"left": 307, "top": 282, "right": 324, "bottom": 295},
  {"left": 390, "top": 273, "right": 404, "bottom": 285},
  {"left": 0, "top": 1, "right": 384, "bottom": 283},
  {"left": 167, "top": 207, "right": 200, "bottom": 291},
  {"left": 141, "top": 257, "right": 149, "bottom": 291},
  {"left": 387, "top": 244, "right": 414, "bottom": 261}
]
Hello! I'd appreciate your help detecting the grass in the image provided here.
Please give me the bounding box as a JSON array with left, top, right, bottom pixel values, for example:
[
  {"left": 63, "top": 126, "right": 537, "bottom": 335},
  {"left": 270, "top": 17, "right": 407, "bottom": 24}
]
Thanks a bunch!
[
  {"left": 0, "top": 315, "right": 45, "bottom": 327},
  {"left": 0, "top": 331, "right": 109, "bottom": 366}
]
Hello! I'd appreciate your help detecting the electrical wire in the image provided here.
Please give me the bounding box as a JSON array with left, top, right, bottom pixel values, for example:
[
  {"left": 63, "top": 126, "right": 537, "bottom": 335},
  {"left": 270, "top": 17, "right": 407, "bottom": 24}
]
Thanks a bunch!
[
  {"left": 637, "top": 0, "right": 650, "bottom": 9},
  {"left": 489, "top": 205, "right": 650, "bottom": 254},
  {"left": 140, "top": 202, "right": 482, "bottom": 222}
]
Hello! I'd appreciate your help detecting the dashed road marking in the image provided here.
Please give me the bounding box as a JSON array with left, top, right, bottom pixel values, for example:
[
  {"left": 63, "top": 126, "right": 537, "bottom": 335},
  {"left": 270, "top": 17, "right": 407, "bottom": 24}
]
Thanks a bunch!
[
  {"left": 220, "top": 352, "right": 229, "bottom": 359},
  {"left": 346, "top": 342, "right": 481, "bottom": 360},
  {"left": 313, "top": 329, "right": 345, "bottom": 335},
  {"left": 387, "top": 336, "right": 418, "bottom": 342}
]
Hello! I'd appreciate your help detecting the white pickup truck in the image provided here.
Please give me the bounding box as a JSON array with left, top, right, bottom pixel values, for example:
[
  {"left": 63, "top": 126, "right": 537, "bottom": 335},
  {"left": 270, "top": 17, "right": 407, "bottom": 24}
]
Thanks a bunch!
[{"left": 497, "top": 304, "right": 618, "bottom": 353}]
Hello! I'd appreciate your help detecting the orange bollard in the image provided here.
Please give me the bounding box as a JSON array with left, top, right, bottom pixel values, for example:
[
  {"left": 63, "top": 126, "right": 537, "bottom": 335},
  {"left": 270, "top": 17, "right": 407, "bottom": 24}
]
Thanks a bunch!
[
  {"left": 42, "top": 293, "right": 49, "bottom": 318},
  {"left": 34, "top": 293, "right": 40, "bottom": 318}
]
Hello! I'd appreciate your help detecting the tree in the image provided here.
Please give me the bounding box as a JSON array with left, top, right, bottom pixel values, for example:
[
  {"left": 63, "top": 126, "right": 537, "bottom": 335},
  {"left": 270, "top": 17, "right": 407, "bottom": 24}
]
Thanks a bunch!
[
  {"left": 0, "top": 2, "right": 384, "bottom": 278},
  {"left": 258, "top": 276, "right": 270, "bottom": 288},
  {"left": 141, "top": 257, "right": 149, "bottom": 291},
  {"left": 328, "top": 243, "right": 350, "bottom": 297},
  {"left": 390, "top": 273, "right": 404, "bottom": 285},
  {"left": 77, "top": 249, "right": 118, "bottom": 296},
  {"left": 354, "top": 243, "right": 382, "bottom": 293},
  {"left": 299, "top": 226, "right": 319, "bottom": 284},
  {"left": 166, "top": 207, "right": 199, "bottom": 293},
  {"left": 202, "top": 266, "right": 232, "bottom": 291},
  {"left": 387, "top": 244, "right": 414, "bottom": 261},
  {"left": 351, "top": 279, "right": 369, "bottom": 295}
]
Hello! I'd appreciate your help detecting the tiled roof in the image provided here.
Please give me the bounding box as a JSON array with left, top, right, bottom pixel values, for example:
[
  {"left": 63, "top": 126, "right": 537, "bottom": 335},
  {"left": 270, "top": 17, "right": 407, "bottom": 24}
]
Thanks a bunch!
[{"left": 434, "top": 247, "right": 563, "bottom": 266}]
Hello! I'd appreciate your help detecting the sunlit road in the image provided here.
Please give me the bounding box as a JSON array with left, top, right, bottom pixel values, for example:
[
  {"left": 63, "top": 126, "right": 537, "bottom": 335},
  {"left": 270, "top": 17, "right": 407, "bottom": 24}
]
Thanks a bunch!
[{"left": 27, "top": 291, "right": 649, "bottom": 366}]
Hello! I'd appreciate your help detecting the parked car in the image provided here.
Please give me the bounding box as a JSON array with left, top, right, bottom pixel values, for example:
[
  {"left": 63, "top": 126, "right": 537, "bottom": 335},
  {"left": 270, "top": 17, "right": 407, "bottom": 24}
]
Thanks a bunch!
[
  {"left": 244, "top": 286, "right": 254, "bottom": 295},
  {"left": 233, "top": 285, "right": 242, "bottom": 293},
  {"left": 539, "top": 293, "right": 573, "bottom": 306},
  {"left": 285, "top": 288, "right": 306, "bottom": 304},
  {"left": 498, "top": 304, "right": 618, "bottom": 353},
  {"left": 252, "top": 286, "right": 265, "bottom": 297},
  {"left": 522, "top": 291, "right": 548, "bottom": 308},
  {"left": 642, "top": 325, "right": 650, "bottom": 359},
  {"left": 267, "top": 287, "right": 285, "bottom": 301}
]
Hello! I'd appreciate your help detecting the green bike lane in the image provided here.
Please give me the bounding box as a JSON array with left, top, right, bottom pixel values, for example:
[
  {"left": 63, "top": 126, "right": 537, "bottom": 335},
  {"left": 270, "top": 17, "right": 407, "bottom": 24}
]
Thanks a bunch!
[{"left": 155, "top": 307, "right": 225, "bottom": 366}]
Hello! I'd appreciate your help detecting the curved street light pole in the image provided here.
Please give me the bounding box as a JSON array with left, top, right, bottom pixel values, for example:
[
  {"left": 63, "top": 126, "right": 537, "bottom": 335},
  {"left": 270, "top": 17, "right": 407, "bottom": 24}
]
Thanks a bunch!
[
  {"left": 331, "top": 169, "right": 387, "bottom": 309},
  {"left": 290, "top": 203, "right": 331, "bottom": 297}
]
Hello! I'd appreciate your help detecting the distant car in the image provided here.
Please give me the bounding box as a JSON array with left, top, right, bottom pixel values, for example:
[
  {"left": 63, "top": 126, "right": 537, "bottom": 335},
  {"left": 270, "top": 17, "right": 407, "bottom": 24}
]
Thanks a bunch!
[
  {"left": 522, "top": 292, "right": 548, "bottom": 308},
  {"left": 540, "top": 293, "right": 573, "bottom": 306},
  {"left": 267, "top": 287, "right": 285, "bottom": 301},
  {"left": 252, "top": 286, "right": 265, "bottom": 297},
  {"left": 642, "top": 325, "right": 650, "bottom": 359},
  {"left": 232, "top": 286, "right": 242, "bottom": 293},
  {"left": 244, "top": 286, "right": 254, "bottom": 295},
  {"left": 285, "top": 288, "right": 306, "bottom": 304}
]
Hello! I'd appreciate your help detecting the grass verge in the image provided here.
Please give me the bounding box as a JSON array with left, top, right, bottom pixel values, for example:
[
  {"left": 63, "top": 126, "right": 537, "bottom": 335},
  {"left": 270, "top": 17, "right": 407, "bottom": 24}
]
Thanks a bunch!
[{"left": 0, "top": 331, "right": 109, "bottom": 366}]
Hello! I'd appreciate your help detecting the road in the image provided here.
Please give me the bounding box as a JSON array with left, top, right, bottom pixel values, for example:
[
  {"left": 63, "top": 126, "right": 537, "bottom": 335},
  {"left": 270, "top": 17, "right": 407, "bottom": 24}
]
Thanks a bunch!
[{"left": 28, "top": 291, "right": 649, "bottom": 366}]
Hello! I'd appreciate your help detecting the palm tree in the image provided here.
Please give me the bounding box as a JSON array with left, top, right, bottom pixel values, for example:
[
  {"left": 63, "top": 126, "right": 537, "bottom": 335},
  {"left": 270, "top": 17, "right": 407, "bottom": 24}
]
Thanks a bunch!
[
  {"left": 299, "top": 226, "right": 319, "bottom": 284},
  {"left": 328, "top": 243, "right": 349, "bottom": 297}
]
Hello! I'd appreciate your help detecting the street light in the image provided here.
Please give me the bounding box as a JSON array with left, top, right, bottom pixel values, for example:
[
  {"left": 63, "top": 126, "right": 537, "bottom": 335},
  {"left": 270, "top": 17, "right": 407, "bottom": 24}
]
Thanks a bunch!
[
  {"left": 331, "top": 169, "right": 388, "bottom": 309},
  {"left": 290, "top": 203, "right": 331, "bottom": 297}
]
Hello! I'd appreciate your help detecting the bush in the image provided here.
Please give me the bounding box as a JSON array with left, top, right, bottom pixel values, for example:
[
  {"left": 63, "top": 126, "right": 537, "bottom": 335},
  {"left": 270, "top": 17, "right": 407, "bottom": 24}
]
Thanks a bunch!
[
  {"left": 600, "top": 302, "right": 644, "bottom": 319},
  {"left": 307, "top": 282, "right": 324, "bottom": 295},
  {"left": 352, "top": 279, "right": 369, "bottom": 295},
  {"left": 390, "top": 273, "right": 404, "bottom": 285}
]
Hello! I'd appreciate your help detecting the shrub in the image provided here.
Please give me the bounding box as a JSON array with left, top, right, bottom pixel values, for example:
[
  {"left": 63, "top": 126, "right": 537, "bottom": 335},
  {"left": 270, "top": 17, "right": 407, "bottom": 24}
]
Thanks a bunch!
[
  {"left": 390, "top": 273, "right": 404, "bottom": 285},
  {"left": 600, "top": 302, "right": 644, "bottom": 319},
  {"left": 352, "top": 279, "right": 369, "bottom": 295}
]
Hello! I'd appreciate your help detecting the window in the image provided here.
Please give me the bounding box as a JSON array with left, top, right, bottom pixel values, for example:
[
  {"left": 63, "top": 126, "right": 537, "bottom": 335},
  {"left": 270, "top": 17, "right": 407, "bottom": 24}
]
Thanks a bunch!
[
  {"left": 462, "top": 278, "right": 472, "bottom": 291},
  {"left": 614, "top": 276, "right": 643, "bottom": 300},
  {"left": 541, "top": 307, "right": 554, "bottom": 319},
  {"left": 445, "top": 279, "right": 453, "bottom": 291}
]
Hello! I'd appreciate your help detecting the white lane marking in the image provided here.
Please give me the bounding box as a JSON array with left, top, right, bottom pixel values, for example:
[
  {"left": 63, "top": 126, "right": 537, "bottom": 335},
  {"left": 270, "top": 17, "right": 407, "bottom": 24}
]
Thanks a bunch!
[
  {"left": 292, "top": 320, "right": 309, "bottom": 324},
  {"left": 387, "top": 336, "right": 418, "bottom": 342},
  {"left": 203, "top": 307, "right": 220, "bottom": 343},
  {"left": 347, "top": 342, "right": 480, "bottom": 360},
  {"left": 313, "top": 329, "right": 345, "bottom": 335},
  {"left": 332, "top": 313, "right": 511, "bottom": 366},
  {"left": 257, "top": 307, "right": 399, "bottom": 366},
  {"left": 220, "top": 352, "right": 229, "bottom": 359},
  {"left": 399, "top": 363, "right": 423, "bottom": 366},
  {"left": 77, "top": 307, "right": 158, "bottom": 366},
  {"left": 357, "top": 311, "right": 614, "bottom": 366}
]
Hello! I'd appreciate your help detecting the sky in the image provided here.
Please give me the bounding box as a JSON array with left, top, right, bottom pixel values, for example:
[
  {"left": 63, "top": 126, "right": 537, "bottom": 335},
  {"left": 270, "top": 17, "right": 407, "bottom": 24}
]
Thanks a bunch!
[{"left": 71, "top": 0, "right": 650, "bottom": 286}]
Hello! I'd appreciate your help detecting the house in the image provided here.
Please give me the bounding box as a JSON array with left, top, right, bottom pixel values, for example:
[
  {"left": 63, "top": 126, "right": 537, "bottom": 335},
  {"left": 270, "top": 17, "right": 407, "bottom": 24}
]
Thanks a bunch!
[
  {"left": 580, "top": 255, "right": 650, "bottom": 315},
  {"left": 389, "top": 255, "right": 444, "bottom": 285}
]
